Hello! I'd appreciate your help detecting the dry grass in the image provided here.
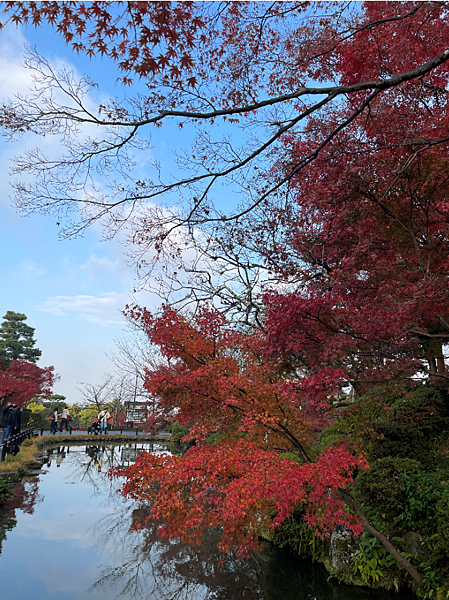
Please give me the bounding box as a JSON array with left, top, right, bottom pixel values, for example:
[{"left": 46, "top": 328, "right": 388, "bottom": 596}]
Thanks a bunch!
[{"left": 0, "top": 438, "right": 42, "bottom": 474}]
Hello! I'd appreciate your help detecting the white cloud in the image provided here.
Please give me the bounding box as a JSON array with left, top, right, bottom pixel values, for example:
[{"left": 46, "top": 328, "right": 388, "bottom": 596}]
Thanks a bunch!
[
  {"left": 81, "top": 254, "right": 120, "bottom": 275},
  {"left": 12, "top": 259, "right": 45, "bottom": 280},
  {"left": 37, "top": 292, "right": 127, "bottom": 325},
  {"left": 0, "top": 27, "right": 34, "bottom": 97},
  {"left": 80, "top": 252, "right": 134, "bottom": 286},
  {"left": 16, "top": 504, "right": 110, "bottom": 544}
]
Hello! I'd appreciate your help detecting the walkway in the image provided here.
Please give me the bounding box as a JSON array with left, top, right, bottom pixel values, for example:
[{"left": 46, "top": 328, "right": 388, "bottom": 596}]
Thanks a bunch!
[{"left": 39, "top": 429, "right": 171, "bottom": 437}]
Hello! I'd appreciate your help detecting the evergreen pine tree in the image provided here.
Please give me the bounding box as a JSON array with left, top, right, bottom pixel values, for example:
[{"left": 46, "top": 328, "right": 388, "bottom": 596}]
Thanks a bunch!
[{"left": 0, "top": 311, "right": 42, "bottom": 368}]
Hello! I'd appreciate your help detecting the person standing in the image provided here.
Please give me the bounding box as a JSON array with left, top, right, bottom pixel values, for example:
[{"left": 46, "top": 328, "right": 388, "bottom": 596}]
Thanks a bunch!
[
  {"left": 11, "top": 405, "right": 22, "bottom": 436},
  {"left": 9, "top": 404, "right": 18, "bottom": 437},
  {"left": 59, "top": 406, "right": 70, "bottom": 432},
  {"left": 98, "top": 408, "right": 111, "bottom": 435},
  {"left": 1, "top": 399, "right": 13, "bottom": 443}
]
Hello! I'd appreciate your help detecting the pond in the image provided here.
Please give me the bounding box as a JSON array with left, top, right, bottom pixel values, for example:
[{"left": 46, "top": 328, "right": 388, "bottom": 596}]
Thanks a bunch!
[{"left": 0, "top": 442, "right": 414, "bottom": 600}]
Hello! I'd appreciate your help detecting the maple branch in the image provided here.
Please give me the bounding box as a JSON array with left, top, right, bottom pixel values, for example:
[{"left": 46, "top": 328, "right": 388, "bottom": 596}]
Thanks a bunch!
[
  {"left": 409, "top": 329, "right": 449, "bottom": 339},
  {"left": 4, "top": 37, "right": 449, "bottom": 240},
  {"left": 48, "top": 44, "right": 448, "bottom": 128}
]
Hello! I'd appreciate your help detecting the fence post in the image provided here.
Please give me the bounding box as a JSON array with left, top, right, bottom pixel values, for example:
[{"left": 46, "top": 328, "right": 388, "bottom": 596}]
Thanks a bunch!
[
  {"left": 41, "top": 427, "right": 44, "bottom": 436},
  {"left": 136, "top": 428, "right": 138, "bottom": 436}
]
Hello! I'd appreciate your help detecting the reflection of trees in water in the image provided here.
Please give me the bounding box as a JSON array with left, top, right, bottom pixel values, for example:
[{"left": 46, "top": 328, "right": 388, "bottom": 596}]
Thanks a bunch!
[
  {"left": 44, "top": 442, "right": 172, "bottom": 498},
  {"left": 92, "top": 503, "right": 264, "bottom": 600},
  {"left": 0, "top": 477, "right": 41, "bottom": 554},
  {"left": 91, "top": 505, "right": 414, "bottom": 600},
  {"left": 89, "top": 483, "right": 414, "bottom": 600}
]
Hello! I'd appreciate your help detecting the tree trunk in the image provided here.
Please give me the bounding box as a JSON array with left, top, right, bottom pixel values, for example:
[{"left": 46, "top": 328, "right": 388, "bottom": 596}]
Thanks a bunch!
[
  {"left": 426, "top": 340, "right": 445, "bottom": 375},
  {"left": 338, "top": 489, "right": 423, "bottom": 587},
  {"left": 292, "top": 433, "right": 423, "bottom": 587}
]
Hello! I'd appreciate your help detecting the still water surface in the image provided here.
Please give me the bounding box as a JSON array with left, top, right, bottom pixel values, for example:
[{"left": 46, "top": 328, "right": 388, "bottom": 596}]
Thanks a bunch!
[{"left": 0, "top": 442, "right": 413, "bottom": 600}]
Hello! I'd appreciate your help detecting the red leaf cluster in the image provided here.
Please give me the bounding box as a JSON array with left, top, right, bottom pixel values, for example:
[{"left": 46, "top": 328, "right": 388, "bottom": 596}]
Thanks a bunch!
[
  {"left": 112, "top": 305, "right": 368, "bottom": 555},
  {"left": 0, "top": 359, "right": 54, "bottom": 405},
  {"left": 2, "top": 1, "right": 204, "bottom": 81},
  {"left": 114, "top": 439, "right": 366, "bottom": 556}
]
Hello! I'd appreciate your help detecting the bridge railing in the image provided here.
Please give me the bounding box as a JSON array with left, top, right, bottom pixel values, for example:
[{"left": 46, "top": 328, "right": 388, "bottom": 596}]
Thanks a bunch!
[{"left": 0, "top": 428, "right": 35, "bottom": 462}]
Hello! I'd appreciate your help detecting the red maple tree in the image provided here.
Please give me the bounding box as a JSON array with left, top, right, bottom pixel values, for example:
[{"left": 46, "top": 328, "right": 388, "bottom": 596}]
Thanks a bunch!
[
  {"left": 0, "top": 360, "right": 54, "bottom": 406},
  {"left": 1, "top": 2, "right": 449, "bottom": 243},
  {"left": 112, "top": 304, "right": 422, "bottom": 584}
]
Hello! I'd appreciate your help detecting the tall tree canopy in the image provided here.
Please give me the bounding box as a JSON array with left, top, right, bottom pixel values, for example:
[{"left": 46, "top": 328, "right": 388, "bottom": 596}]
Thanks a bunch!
[
  {"left": 1, "top": 1, "right": 449, "bottom": 321},
  {"left": 0, "top": 311, "right": 42, "bottom": 368},
  {"left": 0, "top": 312, "right": 53, "bottom": 405},
  {"left": 0, "top": 2, "right": 448, "bottom": 248}
]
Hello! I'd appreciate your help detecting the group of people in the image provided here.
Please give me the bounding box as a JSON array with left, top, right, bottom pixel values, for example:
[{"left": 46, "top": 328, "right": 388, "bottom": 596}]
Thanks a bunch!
[
  {"left": 1, "top": 397, "right": 23, "bottom": 443},
  {"left": 52, "top": 406, "right": 111, "bottom": 435},
  {"left": 1, "top": 400, "right": 113, "bottom": 441},
  {"left": 88, "top": 409, "right": 111, "bottom": 435},
  {"left": 50, "top": 406, "right": 71, "bottom": 433}
]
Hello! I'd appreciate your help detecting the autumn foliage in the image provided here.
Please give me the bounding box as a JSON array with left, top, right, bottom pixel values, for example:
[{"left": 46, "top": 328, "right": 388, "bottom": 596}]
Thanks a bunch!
[
  {"left": 120, "top": 439, "right": 366, "bottom": 557},
  {"left": 110, "top": 306, "right": 365, "bottom": 556},
  {"left": 3, "top": 0, "right": 449, "bottom": 590},
  {"left": 0, "top": 360, "right": 54, "bottom": 406},
  {"left": 2, "top": 1, "right": 204, "bottom": 81}
]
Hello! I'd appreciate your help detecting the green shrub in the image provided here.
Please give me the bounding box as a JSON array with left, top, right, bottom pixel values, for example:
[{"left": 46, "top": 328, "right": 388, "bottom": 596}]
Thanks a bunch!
[
  {"left": 391, "top": 387, "right": 446, "bottom": 433},
  {"left": 402, "top": 471, "right": 446, "bottom": 535},
  {"left": 369, "top": 418, "right": 431, "bottom": 465},
  {"left": 279, "top": 451, "right": 303, "bottom": 464},
  {"left": 352, "top": 532, "right": 408, "bottom": 590},
  {"left": 316, "top": 425, "right": 349, "bottom": 454},
  {"left": 353, "top": 457, "right": 421, "bottom": 525},
  {"left": 21, "top": 408, "right": 47, "bottom": 429},
  {"left": 205, "top": 432, "right": 226, "bottom": 446},
  {"left": 171, "top": 422, "right": 190, "bottom": 442}
]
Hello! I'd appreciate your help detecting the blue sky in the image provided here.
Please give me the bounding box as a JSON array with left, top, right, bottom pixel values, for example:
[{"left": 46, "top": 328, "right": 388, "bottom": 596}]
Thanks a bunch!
[
  {"left": 0, "top": 22, "right": 167, "bottom": 403},
  {"left": 0, "top": 15, "right": 248, "bottom": 405}
]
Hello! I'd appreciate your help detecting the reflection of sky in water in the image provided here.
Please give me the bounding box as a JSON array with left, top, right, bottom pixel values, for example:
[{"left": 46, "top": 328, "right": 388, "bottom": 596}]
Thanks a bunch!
[
  {"left": 0, "top": 444, "right": 414, "bottom": 600},
  {"left": 0, "top": 444, "right": 172, "bottom": 600}
]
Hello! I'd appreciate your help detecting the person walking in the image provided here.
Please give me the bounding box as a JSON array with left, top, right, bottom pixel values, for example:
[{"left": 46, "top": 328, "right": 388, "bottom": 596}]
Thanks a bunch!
[
  {"left": 59, "top": 406, "right": 70, "bottom": 432},
  {"left": 56, "top": 447, "right": 66, "bottom": 467},
  {"left": 50, "top": 407, "right": 58, "bottom": 434},
  {"left": 1, "top": 398, "right": 13, "bottom": 443},
  {"left": 97, "top": 408, "right": 111, "bottom": 435}
]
